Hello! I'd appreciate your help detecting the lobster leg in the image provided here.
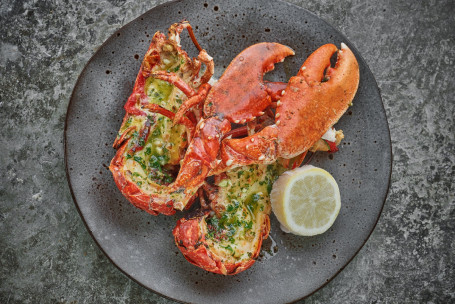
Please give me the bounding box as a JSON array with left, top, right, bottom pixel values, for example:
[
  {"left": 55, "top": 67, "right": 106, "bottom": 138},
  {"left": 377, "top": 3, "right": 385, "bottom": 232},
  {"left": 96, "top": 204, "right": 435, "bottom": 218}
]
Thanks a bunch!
[
  {"left": 197, "top": 50, "right": 214, "bottom": 85},
  {"left": 151, "top": 71, "right": 212, "bottom": 124},
  {"left": 179, "top": 22, "right": 203, "bottom": 52},
  {"left": 168, "top": 22, "right": 214, "bottom": 85},
  {"left": 151, "top": 71, "right": 197, "bottom": 96},
  {"left": 143, "top": 103, "right": 196, "bottom": 141},
  {"left": 126, "top": 120, "right": 152, "bottom": 155},
  {"left": 173, "top": 83, "right": 211, "bottom": 124},
  {"left": 113, "top": 125, "right": 136, "bottom": 149}
]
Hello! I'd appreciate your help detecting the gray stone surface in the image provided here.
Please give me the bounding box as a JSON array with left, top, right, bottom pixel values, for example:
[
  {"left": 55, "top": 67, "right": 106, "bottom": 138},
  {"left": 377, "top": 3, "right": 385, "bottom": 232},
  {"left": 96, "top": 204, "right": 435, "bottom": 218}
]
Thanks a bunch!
[{"left": 0, "top": 0, "right": 453, "bottom": 303}]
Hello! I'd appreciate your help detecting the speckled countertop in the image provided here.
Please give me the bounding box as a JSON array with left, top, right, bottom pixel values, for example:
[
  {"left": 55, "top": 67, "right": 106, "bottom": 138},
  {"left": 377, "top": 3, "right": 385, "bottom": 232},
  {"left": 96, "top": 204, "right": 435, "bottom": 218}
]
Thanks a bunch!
[{"left": 1, "top": 0, "right": 454, "bottom": 303}]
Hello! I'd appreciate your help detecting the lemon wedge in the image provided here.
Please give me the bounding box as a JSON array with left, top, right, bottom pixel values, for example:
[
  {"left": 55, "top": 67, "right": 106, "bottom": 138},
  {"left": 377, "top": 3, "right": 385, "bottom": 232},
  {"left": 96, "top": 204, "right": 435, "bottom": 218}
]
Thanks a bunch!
[{"left": 271, "top": 165, "right": 341, "bottom": 236}]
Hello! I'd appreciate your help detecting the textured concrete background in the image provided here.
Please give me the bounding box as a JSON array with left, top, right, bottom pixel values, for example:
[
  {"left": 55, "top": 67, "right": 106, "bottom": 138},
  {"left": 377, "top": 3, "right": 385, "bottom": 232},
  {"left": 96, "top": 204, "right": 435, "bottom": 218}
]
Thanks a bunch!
[{"left": 0, "top": 0, "right": 454, "bottom": 303}]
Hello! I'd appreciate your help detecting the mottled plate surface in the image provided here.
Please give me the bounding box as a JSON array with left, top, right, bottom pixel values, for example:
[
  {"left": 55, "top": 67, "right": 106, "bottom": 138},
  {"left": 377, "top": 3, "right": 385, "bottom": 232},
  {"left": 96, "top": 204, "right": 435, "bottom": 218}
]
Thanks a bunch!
[{"left": 64, "top": 0, "right": 391, "bottom": 303}]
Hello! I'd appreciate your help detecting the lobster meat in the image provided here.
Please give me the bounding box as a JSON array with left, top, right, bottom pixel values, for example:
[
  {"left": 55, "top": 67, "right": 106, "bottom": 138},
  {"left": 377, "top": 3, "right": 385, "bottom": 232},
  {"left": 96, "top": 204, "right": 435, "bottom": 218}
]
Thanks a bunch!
[{"left": 109, "top": 21, "right": 213, "bottom": 215}]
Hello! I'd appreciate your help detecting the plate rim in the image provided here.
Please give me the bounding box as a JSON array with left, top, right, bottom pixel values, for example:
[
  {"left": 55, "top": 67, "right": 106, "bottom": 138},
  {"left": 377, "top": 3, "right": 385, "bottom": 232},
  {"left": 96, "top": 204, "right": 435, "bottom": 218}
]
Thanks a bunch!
[{"left": 64, "top": 0, "right": 392, "bottom": 302}]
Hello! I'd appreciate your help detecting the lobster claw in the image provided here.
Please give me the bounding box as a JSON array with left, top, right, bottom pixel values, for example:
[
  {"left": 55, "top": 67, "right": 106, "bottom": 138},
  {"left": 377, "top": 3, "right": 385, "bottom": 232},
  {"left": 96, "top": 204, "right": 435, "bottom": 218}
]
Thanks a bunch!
[
  {"left": 276, "top": 43, "right": 360, "bottom": 158},
  {"left": 204, "top": 42, "right": 295, "bottom": 123}
]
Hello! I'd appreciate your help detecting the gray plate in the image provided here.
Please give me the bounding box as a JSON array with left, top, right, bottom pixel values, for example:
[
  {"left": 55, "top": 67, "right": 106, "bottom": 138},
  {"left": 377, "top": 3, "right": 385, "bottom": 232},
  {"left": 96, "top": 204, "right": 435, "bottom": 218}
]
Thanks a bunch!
[{"left": 64, "top": 0, "right": 391, "bottom": 303}]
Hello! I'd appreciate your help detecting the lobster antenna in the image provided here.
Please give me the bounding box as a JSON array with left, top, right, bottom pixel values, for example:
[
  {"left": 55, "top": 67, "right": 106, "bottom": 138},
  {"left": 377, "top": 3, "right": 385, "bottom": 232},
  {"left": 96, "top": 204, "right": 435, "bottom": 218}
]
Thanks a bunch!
[{"left": 186, "top": 25, "right": 203, "bottom": 52}]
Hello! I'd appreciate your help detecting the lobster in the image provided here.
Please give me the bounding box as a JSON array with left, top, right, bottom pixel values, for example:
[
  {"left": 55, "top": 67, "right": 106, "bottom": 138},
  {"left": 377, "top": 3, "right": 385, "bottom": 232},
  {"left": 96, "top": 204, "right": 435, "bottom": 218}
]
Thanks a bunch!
[
  {"left": 109, "top": 21, "right": 213, "bottom": 215},
  {"left": 110, "top": 21, "right": 359, "bottom": 275}
]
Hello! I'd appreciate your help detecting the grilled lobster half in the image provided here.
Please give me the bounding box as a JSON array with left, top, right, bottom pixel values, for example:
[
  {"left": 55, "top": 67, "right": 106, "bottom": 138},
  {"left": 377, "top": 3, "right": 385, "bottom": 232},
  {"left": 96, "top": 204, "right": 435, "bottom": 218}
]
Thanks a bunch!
[
  {"left": 109, "top": 21, "right": 213, "bottom": 215},
  {"left": 173, "top": 164, "right": 282, "bottom": 275},
  {"left": 172, "top": 120, "right": 343, "bottom": 275}
]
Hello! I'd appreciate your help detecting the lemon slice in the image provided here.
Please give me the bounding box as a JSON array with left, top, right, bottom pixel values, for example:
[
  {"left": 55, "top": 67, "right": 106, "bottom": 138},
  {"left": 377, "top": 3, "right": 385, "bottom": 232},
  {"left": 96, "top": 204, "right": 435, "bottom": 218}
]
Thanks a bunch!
[{"left": 271, "top": 165, "right": 341, "bottom": 236}]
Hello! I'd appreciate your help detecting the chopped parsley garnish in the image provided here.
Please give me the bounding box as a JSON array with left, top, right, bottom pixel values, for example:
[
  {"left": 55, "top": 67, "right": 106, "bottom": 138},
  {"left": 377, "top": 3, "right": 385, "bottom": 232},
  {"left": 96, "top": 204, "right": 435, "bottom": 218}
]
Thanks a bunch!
[
  {"left": 133, "top": 156, "right": 146, "bottom": 170},
  {"left": 221, "top": 244, "right": 235, "bottom": 256},
  {"left": 173, "top": 64, "right": 181, "bottom": 72}
]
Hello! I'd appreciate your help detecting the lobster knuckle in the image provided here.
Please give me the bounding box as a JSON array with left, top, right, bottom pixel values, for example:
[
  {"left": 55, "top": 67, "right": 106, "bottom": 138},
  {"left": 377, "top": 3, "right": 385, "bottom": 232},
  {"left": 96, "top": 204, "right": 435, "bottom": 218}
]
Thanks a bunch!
[
  {"left": 198, "top": 118, "right": 229, "bottom": 160},
  {"left": 220, "top": 125, "right": 278, "bottom": 167}
]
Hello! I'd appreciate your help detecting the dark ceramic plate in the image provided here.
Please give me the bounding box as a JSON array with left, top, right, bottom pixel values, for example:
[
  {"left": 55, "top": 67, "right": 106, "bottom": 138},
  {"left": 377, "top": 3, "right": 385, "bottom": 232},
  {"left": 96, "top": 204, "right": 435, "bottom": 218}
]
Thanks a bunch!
[{"left": 65, "top": 0, "right": 391, "bottom": 303}]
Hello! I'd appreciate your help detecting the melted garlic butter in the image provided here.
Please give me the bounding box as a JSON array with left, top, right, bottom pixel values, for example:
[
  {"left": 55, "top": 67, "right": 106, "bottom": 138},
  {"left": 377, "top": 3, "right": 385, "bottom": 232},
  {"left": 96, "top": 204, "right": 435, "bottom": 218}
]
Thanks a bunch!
[{"left": 205, "top": 164, "right": 282, "bottom": 262}]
